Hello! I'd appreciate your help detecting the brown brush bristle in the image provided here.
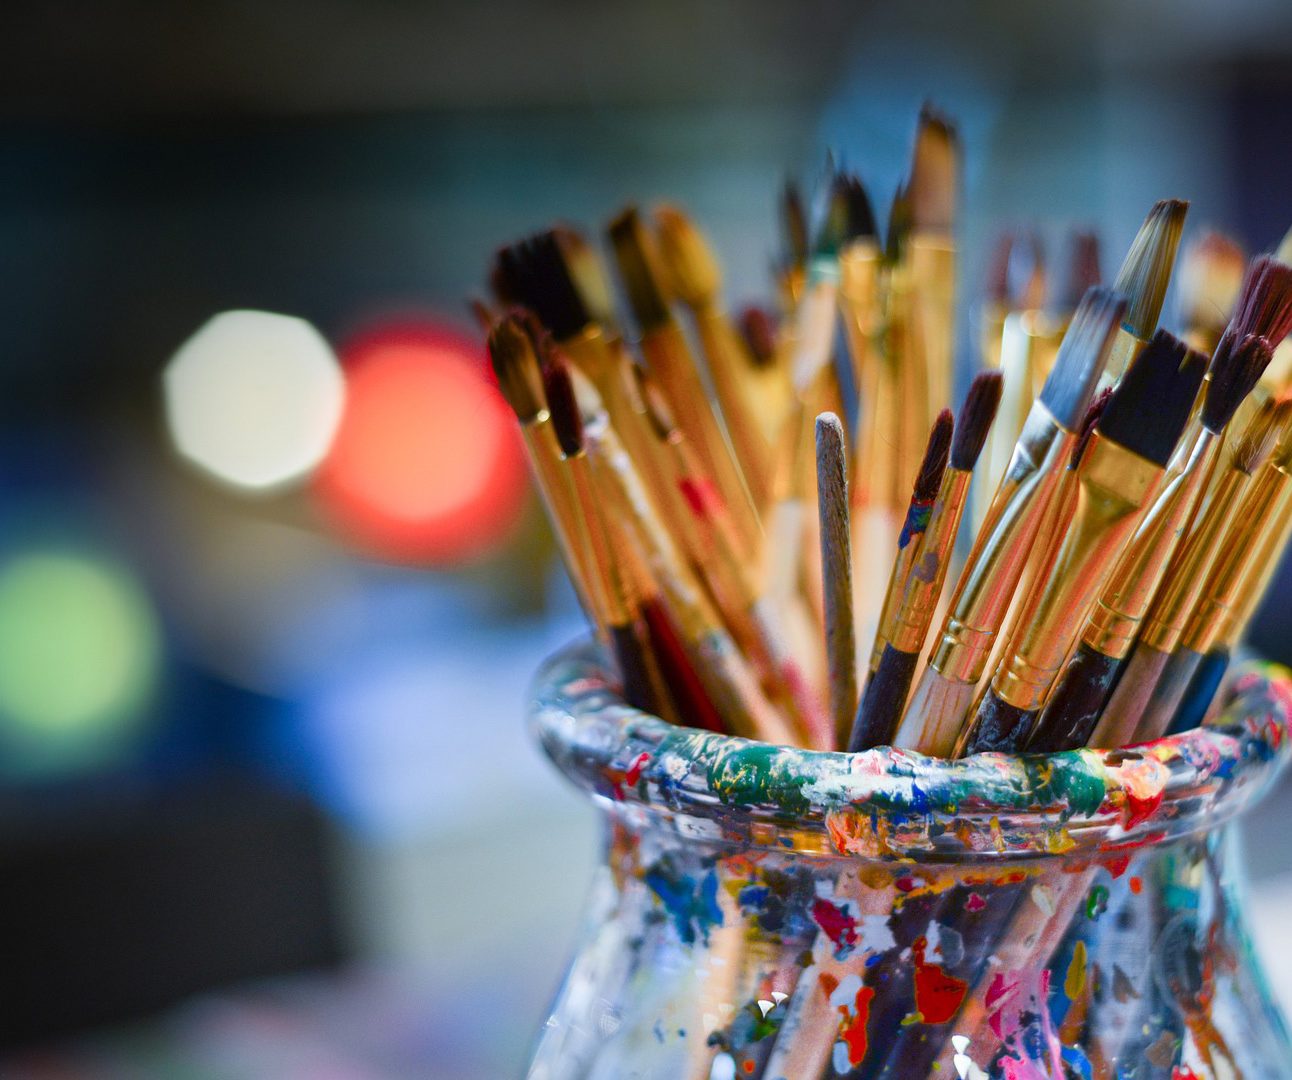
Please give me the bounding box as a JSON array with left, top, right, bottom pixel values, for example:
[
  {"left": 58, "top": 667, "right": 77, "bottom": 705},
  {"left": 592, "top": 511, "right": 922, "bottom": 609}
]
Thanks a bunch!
[
  {"left": 469, "top": 297, "right": 496, "bottom": 334},
  {"left": 1070, "top": 387, "right": 1112, "bottom": 469},
  {"left": 986, "top": 233, "right": 1013, "bottom": 305},
  {"left": 653, "top": 204, "right": 721, "bottom": 308},
  {"left": 1112, "top": 198, "right": 1189, "bottom": 340},
  {"left": 782, "top": 179, "right": 809, "bottom": 270},
  {"left": 987, "top": 230, "right": 1045, "bottom": 309},
  {"left": 553, "top": 225, "right": 619, "bottom": 331},
  {"left": 607, "top": 207, "right": 673, "bottom": 333},
  {"left": 1236, "top": 399, "right": 1290, "bottom": 475},
  {"left": 1202, "top": 333, "right": 1273, "bottom": 433},
  {"left": 1226, "top": 255, "right": 1292, "bottom": 353},
  {"left": 1177, "top": 230, "right": 1245, "bottom": 336},
  {"left": 1056, "top": 231, "right": 1101, "bottom": 313},
  {"left": 487, "top": 314, "right": 545, "bottom": 423},
  {"left": 739, "top": 306, "right": 778, "bottom": 367},
  {"left": 909, "top": 102, "right": 958, "bottom": 233},
  {"left": 542, "top": 355, "right": 584, "bottom": 458},
  {"left": 885, "top": 182, "right": 912, "bottom": 264},
  {"left": 950, "top": 372, "right": 1003, "bottom": 471},
  {"left": 913, "top": 409, "right": 954, "bottom": 503}
]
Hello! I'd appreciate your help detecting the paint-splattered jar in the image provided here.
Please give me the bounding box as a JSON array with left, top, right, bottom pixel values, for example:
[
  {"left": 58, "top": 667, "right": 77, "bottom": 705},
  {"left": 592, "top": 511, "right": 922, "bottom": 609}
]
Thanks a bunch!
[{"left": 528, "top": 644, "right": 1292, "bottom": 1079}]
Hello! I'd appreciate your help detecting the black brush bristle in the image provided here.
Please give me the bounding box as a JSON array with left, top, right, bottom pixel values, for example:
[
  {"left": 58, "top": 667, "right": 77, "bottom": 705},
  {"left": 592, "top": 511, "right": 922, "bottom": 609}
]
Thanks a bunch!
[
  {"left": 1226, "top": 256, "right": 1292, "bottom": 353},
  {"left": 1039, "top": 286, "right": 1127, "bottom": 430},
  {"left": 1097, "top": 329, "right": 1205, "bottom": 467},
  {"left": 607, "top": 207, "right": 672, "bottom": 333},
  {"left": 885, "top": 182, "right": 912, "bottom": 265},
  {"left": 812, "top": 170, "right": 875, "bottom": 258},
  {"left": 951, "top": 372, "right": 1004, "bottom": 471},
  {"left": 914, "top": 409, "right": 954, "bottom": 503},
  {"left": 542, "top": 354, "right": 584, "bottom": 458},
  {"left": 1112, "top": 198, "right": 1189, "bottom": 340},
  {"left": 782, "top": 179, "right": 810, "bottom": 269},
  {"left": 1202, "top": 333, "right": 1273, "bottom": 433},
  {"left": 1070, "top": 387, "right": 1112, "bottom": 469},
  {"left": 739, "top": 305, "right": 778, "bottom": 368},
  {"left": 841, "top": 174, "right": 878, "bottom": 244},
  {"left": 494, "top": 232, "right": 591, "bottom": 340},
  {"left": 1056, "top": 231, "right": 1102, "bottom": 313}
]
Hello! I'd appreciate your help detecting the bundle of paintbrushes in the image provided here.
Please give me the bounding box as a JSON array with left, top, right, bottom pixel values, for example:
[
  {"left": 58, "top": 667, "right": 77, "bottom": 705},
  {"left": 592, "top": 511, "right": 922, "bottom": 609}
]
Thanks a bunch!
[{"left": 485, "top": 105, "right": 1292, "bottom": 1078}]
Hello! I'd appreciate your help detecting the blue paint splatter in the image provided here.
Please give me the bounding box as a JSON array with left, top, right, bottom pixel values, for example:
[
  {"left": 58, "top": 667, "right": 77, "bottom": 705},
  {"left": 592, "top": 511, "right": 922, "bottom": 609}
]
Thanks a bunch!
[
  {"left": 645, "top": 864, "right": 724, "bottom": 945},
  {"left": 897, "top": 500, "right": 934, "bottom": 549}
]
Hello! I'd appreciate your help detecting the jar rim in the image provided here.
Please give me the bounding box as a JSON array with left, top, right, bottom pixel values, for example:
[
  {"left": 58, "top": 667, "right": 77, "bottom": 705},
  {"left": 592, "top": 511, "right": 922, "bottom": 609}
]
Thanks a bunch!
[{"left": 531, "top": 640, "right": 1292, "bottom": 861}]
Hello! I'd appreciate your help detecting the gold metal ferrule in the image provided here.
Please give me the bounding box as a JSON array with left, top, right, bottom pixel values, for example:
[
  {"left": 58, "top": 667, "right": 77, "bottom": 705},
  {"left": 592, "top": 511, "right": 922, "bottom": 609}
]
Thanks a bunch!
[
  {"left": 1182, "top": 456, "right": 1292, "bottom": 654},
  {"left": 929, "top": 401, "right": 1074, "bottom": 684},
  {"left": 990, "top": 431, "right": 1165, "bottom": 712},
  {"left": 889, "top": 468, "right": 973, "bottom": 654},
  {"left": 1138, "top": 465, "right": 1254, "bottom": 655},
  {"left": 1080, "top": 427, "right": 1222, "bottom": 658}
]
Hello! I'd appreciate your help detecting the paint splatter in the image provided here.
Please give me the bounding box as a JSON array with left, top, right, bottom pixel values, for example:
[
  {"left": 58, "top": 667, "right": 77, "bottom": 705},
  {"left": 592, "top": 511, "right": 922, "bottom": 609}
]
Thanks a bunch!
[
  {"left": 644, "top": 863, "right": 723, "bottom": 945},
  {"left": 1112, "top": 964, "right": 1140, "bottom": 1003},
  {"left": 837, "top": 984, "right": 876, "bottom": 1067},
  {"left": 1064, "top": 940, "right": 1088, "bottom": 1000},
  {"left": 912, "top": 935, "right": 969, "bottom": 1024},
  {"left": 1085, "top": 884, "right": 1109, "bottom": 919},
  {"left": 985, "top": 971, "right": 1021, "bottom": 1040},
  {"left": 965, "top": 892, "right": 986, "bottom": 912},
  {"left": 811, "top": 897, "right": 859, "bottom": 956},
  {"left": 1129, "top": 876, "right": 1143, "bottom": 894},
  {"left": 1171, "top": 1068, "right": 1201, "bottom": 1080}
]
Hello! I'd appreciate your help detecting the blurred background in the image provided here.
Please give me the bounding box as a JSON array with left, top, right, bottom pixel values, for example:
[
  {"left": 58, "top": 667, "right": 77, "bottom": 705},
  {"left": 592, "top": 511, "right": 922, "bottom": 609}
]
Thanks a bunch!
[{"left": 3, "top": 2, "right": 1292, "bottom": 1077}]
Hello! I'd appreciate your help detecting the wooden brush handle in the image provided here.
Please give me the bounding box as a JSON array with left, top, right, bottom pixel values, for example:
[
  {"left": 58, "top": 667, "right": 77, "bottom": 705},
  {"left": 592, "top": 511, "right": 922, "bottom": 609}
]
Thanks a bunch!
[
  {"left": 1028, "top": 642, "right": 1124, "bottom": 752},
  {"left": 848, "top": 645, "right": 918, "bottom": 752},
  {"left": 609, "top": 623, "right": 659, "bottom": 717},
  {"left": 964, "top": 691, "right": 1036, "bottom": 753}
]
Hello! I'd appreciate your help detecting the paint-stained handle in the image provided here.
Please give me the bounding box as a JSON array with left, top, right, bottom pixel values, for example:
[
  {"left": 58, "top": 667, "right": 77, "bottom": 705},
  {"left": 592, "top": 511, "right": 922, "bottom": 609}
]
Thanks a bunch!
[
  {"left": 1161, "top": 648, "right": 1208, "bottom": 737},
  {"left": 609, "top": 623, "right": 659, "bottom": 718},
  {"left": 1028, "top": 642, "right": 1124, "bottom": 752},
  {"left": 963, "top": 690, "right": 1036, "bottom": 754},
  {"left": 1172, "top": 647, "right": 1231, "bottom": 735},
  {"left": 848, "top": 644, "right": 919, "bottom": 751}
]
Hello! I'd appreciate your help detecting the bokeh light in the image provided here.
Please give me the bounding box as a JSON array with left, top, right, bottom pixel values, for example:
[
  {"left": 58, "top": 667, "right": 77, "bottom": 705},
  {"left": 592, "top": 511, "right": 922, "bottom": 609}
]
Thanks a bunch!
[
  {"left": 0, "top": 550, "right": 161, "bottom": 772},
  {"left": 314, "top": 322, "right": 527, "bottom": 564},
  {"left": 164, "top": 310, "right": 346, "bottom": 492}
]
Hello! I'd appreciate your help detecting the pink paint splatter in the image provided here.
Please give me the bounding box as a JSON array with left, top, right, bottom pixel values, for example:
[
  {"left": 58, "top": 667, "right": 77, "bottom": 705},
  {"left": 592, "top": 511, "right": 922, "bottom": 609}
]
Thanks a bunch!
[
  {"left": 986, "top": 971, "right": 1021, "bottom": 1039},
  {"left": 965, "top": 892, "right": 986, "bottom": 912}
]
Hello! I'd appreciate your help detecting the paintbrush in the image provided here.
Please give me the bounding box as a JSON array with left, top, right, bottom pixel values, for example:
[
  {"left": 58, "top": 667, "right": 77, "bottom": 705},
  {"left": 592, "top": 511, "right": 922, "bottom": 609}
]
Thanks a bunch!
[
  {"left": 1154, "top": 432, "right": 1292, "bottom": 738},
  {"left": 1029, "top": 230, "right": 1102, "bottom": 398},
  {"left": 1099, "top": 198, "right": 1190, "bottom": 387},
  {"left": 847, "top": 409, "right": 953, "bottom": 751},
  {"left": 653, "top": 204, "right": 777, "bottom": 509},
  {"left": 607, "top": 207, "right": 763, "bottom": 556},
  {"left": 875, "top": 372, "right": 1001, "bottom": 749},
  {"left": 960, "top": 325, "right": 1204, "bottom": 754},
  {"left": 1090, "top": 398, "right": 1290, "bottom": 748},
  {"left": 816, "top": 412, "right": 856, "bottom": 749},
  {"left": 737, "top": 305, "right": 792, "bottom": 445},
  {"left": 1027, "top": 332, "right": 1254, "bottom": 752},
  {"left": 545, "top": 354, "right": 797, "bottom": 746},
  {"left": 1176, "top": 229, "right": 1246, "bottom": 355},
  {"left": 778, "top": 178, "right": 810, "bottom": 309},
  {"left": 907, "top": 104, "right": 960, "bottom": 437},
  {"left": 902, "top": 289, "right": 1122, "bottom": 756}
]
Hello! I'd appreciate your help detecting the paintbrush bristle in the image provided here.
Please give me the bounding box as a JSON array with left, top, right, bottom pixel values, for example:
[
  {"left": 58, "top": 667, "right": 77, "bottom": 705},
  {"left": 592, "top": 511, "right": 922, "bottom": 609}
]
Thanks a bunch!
[
  {"left": 653, "top": 205, "right": 721, "bottom": 309},
  {"left": 1236, "top": 399, "right": 1290, "bottom": 474},
  {"left": 488, "top": 314, "right": 546, "bottom": 423},
  {"left": 739, "top": 306, "right": 778, "bottom": 368},
  {"left": 1039, "top": 286, "right": 1126, "bottom": 429},
  {"left": 1112, "top": 198, "right": 1189, "bottom": 340},
  {"left": 1098, "top": 329, "right": 1206, "bottom": 467},
  {"left": 1055, "top": 231, "right": 1102, "bottom": 313},
  {"left": 1202, "top": 333, "right": 1274, "bottom": 433},
  {"left": 909, "top": 103, "right": 959, "bottom": 233},
  {"left": 1177, "top": 230, "right": 1246, "bottom": 337},
  {"left": 607, "top": 207, "right": 673, "bottom": 334},
  {"left": 494, "top": 232, "right": 592, "bottom": 340},
  {"left": 814, "top": 171, "right": 877, "bottom": 259},
  {"left": 553, "top": 225, "right": 619, "bottom": 331},
  {"left": 542, "top": 353, "right": 584, "bottom": 459},
  {"left": 1226, "top": 255, "right": 1292, "bottom": 351},
  {"left": 781, "top": 179, "right": 810, "bottom": 271},
  {"left": 914, "top": 409, "right": 955, "bottom": 503},
  {"left": 986, "top": 231, "right": 1045, "bottom": 309},
  {"left": 469, "top": 297, "right": 496, "bottom": 334},
  {"left": 1071, "top": 387, "right": 1113, "bottom": 468},
  {"left": 950, "top": 372, "right": 1003, "bottom": 471},
  {"left": 885, "top": 181, "right": 912, "bottom": 264}
]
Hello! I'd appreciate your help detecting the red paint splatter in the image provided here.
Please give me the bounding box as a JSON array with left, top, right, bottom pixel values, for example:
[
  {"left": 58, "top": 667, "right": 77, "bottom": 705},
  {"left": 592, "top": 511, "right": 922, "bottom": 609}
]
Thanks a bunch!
[
  {"left": 812, "top": 898, "right": 859, "bottom": 951},
  {"left": 986, "top": 971, "right": 1021, "bottom": 1039},
  {"left": 679, "top": 477, "right": 725, "bottom": 518},
  {"left": 911, "top": 936, "right": 969, "bottom": 1024},
  {"left": 1171, "top": 1068, "right": 1201, "bottom": 1080},
  {"left": 895, "top": 876, "right": 917, "bottom": 892},
  {"left": 1129, "top": 876, "right": 1143, "bottom": 895},
  {"left": 624, "top": 752, "right": 650, "bottom": 786},
  {"left": 838, "top": 985, "right": 876, "bottom": 1067},
  {"left": 1123, "top": 786, "right": 1164, "bottom": 828},
  {"left": 742, "top": 1060, "right": 756, "bottom": 1074},
  {"left": 965, "top": 892, "right": 986, "bottom": 912},
  {"left": 1104, "top": 854, "right": 1131, "bottom": 879}
]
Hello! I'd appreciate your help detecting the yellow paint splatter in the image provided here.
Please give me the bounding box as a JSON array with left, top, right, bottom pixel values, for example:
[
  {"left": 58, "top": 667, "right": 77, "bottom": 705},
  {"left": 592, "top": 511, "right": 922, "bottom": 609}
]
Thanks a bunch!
[{"left": 1065, "top": 940, "right": 1088, "bottom": 1000}]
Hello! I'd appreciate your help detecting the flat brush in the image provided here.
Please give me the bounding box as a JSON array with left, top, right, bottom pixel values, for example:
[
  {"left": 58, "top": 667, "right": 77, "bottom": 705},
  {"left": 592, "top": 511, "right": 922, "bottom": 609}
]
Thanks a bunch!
[
  {"left": 1177, "top": 230, "right": 1246, "bottom": 354},
  {"left": 1100, "top": 198, "right": 1190, "bottom": 387},
  {"left": 1027, "top": 332, "right": 1224, "bottom": 752},
  {"left": 653, "top": 204, "right": 776, "bottom": 508},
  {"left": 607, "top": 207, "right": 762, "bottom": 555},
  {"left": 1091, "top": 399, "right": 1290, "bottom": 747},
  {"left": 874, "top": 372, "right": 1001, "bottom": 750},
  {"left": 1141, "top": 419, "right": 1292, "bottom": 741},
  {"left": 848, "top": 409, "right": 953, "bottom": 751},
  {"left": 554, "top": 358, "right": 797, "bottom": 746},
  {"left": 904, "top": 288, "right": 1122, "bottom": 756},
  {"left": 961, "top": 324, "right": 1204, "bottom": 754},
  {"left": 816, "top": 413, "right": 855, "bottom": 749}
]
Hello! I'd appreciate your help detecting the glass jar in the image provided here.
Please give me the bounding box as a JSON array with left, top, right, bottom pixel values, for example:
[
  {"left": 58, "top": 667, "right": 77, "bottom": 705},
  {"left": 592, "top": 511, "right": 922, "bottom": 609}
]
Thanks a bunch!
[{"left": 527, "top": 643, "right": 1292, "bottom": 1080}]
